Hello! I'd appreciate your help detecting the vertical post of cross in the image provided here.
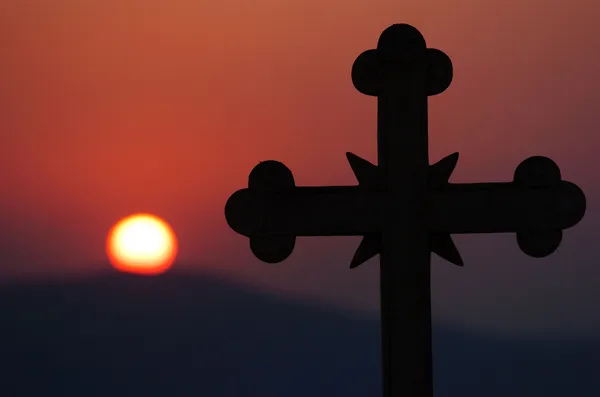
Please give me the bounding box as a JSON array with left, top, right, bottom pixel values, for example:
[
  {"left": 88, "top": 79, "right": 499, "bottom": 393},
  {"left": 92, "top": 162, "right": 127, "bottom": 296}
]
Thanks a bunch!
[{"left": 352, "top": 24, "right": 453, "bottom": 397}]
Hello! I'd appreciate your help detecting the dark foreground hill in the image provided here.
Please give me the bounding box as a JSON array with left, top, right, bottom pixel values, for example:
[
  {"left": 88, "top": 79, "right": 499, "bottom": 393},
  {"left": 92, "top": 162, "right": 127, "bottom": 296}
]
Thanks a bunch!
[{"left": 0, "top": 270, "right": 598, "bottom": 397}]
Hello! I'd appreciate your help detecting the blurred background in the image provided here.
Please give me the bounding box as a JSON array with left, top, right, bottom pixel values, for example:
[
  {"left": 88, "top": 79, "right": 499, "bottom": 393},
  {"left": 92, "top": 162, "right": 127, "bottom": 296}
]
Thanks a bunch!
[{"left": 1, "top": 0, "right": 599, "bottom": 395}]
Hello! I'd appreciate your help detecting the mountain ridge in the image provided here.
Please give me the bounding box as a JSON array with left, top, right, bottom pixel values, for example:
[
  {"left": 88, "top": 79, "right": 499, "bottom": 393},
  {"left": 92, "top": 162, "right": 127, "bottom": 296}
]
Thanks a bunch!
[{"left": 1, "top": 269, "right": 598, "bottom": 396}]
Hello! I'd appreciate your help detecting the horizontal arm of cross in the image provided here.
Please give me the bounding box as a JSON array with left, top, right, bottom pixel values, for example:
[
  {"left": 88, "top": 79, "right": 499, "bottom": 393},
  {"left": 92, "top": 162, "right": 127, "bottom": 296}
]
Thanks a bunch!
[
  {"left": 226, "top": 186, "right": 381, "bottom": 237},
  {"left": 226, "top": 180, "right": 584, "bottom": 238},
  {"left": 431, "top": 181, "right": 585, "bottom": 234},
  {"left": 224, "top": 155, "right": 586, "bottom": 264}
]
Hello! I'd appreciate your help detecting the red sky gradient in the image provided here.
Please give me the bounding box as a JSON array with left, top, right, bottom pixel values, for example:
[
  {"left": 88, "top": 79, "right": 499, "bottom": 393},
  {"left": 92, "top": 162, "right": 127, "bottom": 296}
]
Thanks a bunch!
[{"left": 1, "top": 0, "right": 600, "bottom": 337}]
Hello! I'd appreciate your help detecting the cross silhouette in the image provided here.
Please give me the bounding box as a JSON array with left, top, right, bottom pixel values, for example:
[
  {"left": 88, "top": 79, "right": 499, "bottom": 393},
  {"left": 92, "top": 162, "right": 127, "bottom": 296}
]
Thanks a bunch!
[{"left": 224, "top": 24, "right": 586, "bottom": 397}]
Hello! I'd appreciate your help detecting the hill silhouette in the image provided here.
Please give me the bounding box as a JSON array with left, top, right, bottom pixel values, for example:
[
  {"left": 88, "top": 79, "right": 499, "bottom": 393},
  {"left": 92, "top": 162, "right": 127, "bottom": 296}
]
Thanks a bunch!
[{"left": 0, "top": 269, "right": 598, "bottom": 396}]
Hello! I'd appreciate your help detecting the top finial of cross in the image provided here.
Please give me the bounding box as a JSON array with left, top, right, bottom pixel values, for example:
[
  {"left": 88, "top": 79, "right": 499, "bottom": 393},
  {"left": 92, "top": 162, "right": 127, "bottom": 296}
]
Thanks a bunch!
[{"left": 351, "top": 24, "right": 453, "bottom": 97}]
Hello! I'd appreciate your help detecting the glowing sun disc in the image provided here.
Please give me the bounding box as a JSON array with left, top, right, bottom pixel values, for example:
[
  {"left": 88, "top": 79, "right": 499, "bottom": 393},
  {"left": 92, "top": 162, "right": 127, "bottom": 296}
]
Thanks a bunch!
[{"left": 107, "top": 213, "right": 178, "bottom": 275}]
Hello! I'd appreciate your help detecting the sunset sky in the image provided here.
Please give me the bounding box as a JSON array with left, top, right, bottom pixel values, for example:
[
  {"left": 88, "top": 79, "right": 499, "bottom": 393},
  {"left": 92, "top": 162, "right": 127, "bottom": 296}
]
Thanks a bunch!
[{"left": 1, "top": 0, "right": 599, "bottom": 338}]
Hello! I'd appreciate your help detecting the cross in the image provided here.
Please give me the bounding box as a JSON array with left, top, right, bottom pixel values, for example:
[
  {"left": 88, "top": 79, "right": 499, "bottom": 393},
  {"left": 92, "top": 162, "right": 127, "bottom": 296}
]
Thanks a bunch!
[{"left": 224, "top": 24, "right": 586, "bottom": 397}]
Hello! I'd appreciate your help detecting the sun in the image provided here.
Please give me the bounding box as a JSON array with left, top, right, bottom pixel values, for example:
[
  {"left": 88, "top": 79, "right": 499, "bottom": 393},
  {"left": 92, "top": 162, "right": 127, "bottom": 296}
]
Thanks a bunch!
[{"left": 106, "top": 213, "right": 178, "bottom": 275}]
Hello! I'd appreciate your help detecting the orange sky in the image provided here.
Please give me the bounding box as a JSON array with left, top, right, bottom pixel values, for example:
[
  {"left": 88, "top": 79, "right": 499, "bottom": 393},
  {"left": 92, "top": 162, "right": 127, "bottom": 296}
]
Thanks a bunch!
[{"left": 1, "top": 0, "right": 600, "bottom": 337}]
